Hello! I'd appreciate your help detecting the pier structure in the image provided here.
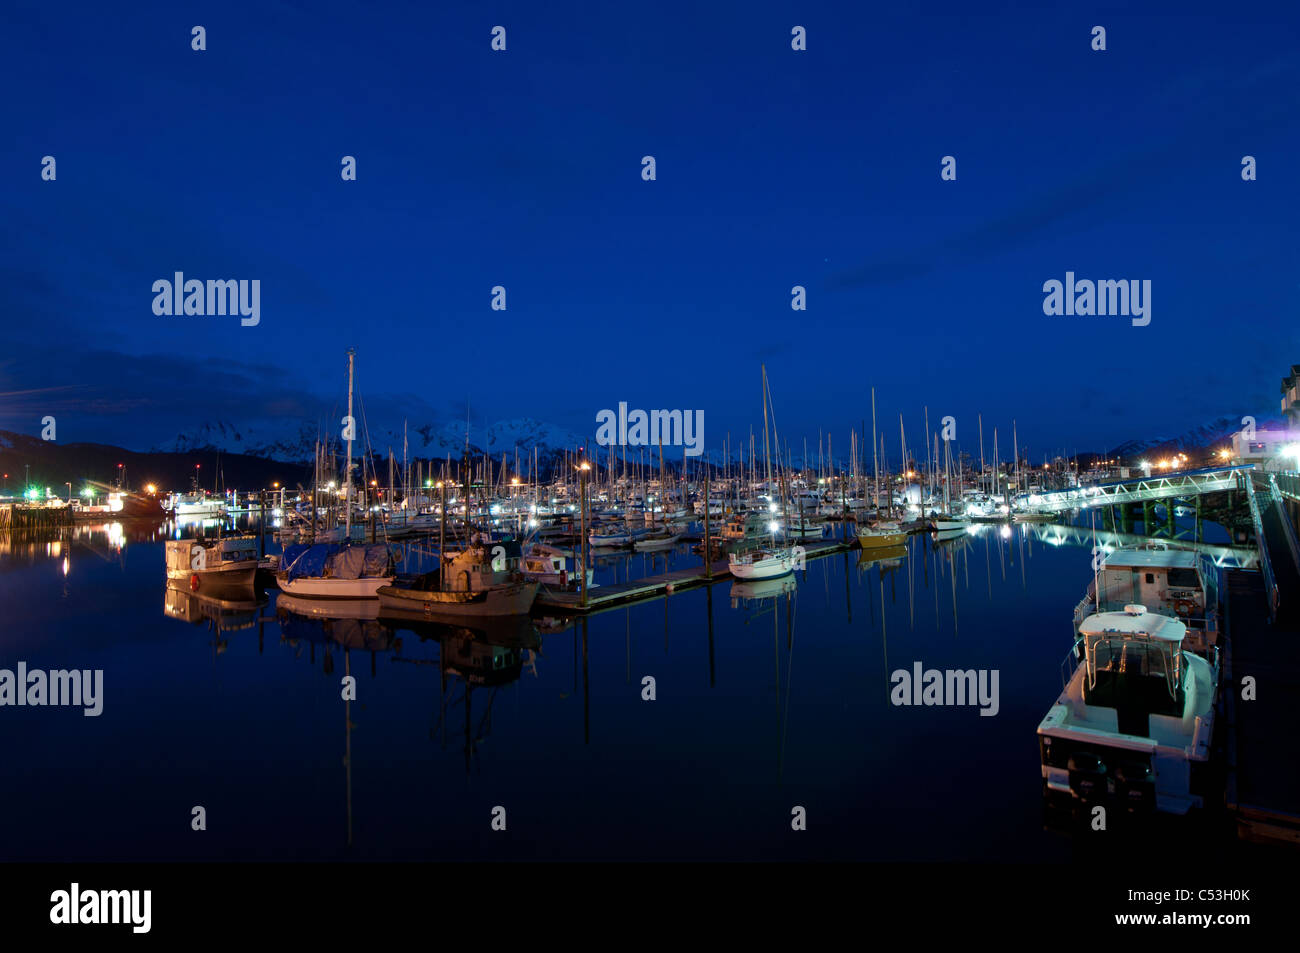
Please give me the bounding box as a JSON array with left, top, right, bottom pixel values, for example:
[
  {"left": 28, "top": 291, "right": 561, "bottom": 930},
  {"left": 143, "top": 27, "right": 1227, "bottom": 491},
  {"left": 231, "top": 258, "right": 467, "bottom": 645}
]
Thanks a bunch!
[{"left": 1224, "top": 469, "right": 1300, "bottom": 845}]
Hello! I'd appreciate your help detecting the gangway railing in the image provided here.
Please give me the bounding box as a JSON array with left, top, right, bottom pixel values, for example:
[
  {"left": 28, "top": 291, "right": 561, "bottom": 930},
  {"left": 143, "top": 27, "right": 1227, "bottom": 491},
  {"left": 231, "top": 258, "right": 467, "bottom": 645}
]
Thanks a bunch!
[
  {"left": 1265, "top": 473, "right": 1300, "bottom": 575},
  {"left": 1012, "top": 465, "right": 1252, "bottom": 515},
  {"left": 1243, "top": 472, "right": 1280, "bottom": 623}
]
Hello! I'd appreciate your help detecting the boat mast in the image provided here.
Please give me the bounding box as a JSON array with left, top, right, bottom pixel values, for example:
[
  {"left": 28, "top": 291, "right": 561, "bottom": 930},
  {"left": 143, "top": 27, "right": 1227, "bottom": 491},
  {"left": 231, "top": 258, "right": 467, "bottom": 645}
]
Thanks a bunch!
[
  {"left": 871, "top": 387, "right": 879, "bottom": 512},
  {"left": 345, "top": 348, "right": 355, "bottom": 541}
]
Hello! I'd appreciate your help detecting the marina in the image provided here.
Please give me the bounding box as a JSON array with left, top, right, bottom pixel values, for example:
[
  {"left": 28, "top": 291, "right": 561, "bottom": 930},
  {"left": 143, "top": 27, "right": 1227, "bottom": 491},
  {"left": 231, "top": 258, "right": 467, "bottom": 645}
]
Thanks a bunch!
[{"left": 3, "top": 6, "right": 1299, "bottom": 926}]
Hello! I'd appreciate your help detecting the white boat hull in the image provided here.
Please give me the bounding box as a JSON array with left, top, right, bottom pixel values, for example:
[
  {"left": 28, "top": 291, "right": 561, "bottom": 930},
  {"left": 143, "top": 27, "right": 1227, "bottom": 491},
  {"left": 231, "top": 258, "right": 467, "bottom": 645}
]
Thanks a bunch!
[{"left": 276, "top": 574, "right": 394, "bottom": 599}]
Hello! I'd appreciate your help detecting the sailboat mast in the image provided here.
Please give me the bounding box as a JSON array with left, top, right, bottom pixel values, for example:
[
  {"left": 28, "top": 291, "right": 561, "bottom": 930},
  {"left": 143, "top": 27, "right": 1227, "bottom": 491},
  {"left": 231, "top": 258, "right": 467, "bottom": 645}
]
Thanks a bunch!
[{"left": 345, "top": 348, "right": 355, "bottom": 539}]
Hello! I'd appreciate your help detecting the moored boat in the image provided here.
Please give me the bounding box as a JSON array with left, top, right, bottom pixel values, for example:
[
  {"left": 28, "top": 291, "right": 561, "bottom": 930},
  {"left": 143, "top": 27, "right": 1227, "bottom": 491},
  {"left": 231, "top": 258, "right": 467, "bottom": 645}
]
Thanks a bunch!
[
  {"left": 165, "top": 535, "right": 259, "bottom": 590},
  {"left": 857, "top": 520, "right": 909, "bottom": 548},
  {"left": 377, "top": 538, "right": 538, "bottom": 617},
  {"left": 1038, "top": 604, "right": 1219, "bottom": 816},
  {"left": 276, "top": 542, "right": 395, "bottom": 599}
]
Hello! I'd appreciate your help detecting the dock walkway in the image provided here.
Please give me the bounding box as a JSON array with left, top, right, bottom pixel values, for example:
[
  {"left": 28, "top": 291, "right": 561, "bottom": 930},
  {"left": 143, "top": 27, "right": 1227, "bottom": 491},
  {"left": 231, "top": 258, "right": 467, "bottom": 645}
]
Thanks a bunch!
[{"left": 535, "top": 538, "right": 852, "bottom": 614}]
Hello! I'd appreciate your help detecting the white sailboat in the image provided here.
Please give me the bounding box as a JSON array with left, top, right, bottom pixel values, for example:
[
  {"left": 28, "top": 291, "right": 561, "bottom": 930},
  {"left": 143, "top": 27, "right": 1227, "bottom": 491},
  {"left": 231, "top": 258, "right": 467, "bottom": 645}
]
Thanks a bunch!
[{"left": 730, "top": 365, "right": 799, "bottom": 581}]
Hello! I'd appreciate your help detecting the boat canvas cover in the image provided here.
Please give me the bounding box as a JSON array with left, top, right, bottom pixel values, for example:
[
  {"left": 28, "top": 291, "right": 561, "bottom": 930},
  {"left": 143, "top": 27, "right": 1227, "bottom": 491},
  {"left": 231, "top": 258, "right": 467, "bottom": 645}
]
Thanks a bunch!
[{"left": 281, "top": 543, "right": 390, "bottom": 581}]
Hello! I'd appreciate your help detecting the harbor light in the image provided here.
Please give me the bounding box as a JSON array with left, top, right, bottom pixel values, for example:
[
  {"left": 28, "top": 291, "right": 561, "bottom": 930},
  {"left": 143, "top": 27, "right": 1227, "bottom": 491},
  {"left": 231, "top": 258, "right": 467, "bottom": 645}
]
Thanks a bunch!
[{"left": 145, "top": 484, "right": 156, "bottom": 495}]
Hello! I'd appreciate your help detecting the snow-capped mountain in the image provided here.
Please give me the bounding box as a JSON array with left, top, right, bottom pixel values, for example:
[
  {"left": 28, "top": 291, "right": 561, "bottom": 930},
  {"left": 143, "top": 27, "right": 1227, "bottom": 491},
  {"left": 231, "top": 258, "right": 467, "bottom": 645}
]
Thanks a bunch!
[
  {"left": 151, "top": 417, "right": 594, "bottom": 465},
  {"left": 1106, "top": 413, "right": 1286, "bottom": 460}
]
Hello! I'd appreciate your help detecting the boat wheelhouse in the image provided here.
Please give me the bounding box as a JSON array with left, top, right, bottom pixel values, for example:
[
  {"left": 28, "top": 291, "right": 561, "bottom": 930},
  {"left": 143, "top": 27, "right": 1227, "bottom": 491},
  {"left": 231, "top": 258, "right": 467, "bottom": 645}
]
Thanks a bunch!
[
  {"left": 1073, "top": 548, "right": 1221, "bottom": 656},
  {"left": 1038, "top": 605, "right": 1219, "bottom": 816},
  {"left": 165, "top": 536, "right": 259, "bottom": 589}
]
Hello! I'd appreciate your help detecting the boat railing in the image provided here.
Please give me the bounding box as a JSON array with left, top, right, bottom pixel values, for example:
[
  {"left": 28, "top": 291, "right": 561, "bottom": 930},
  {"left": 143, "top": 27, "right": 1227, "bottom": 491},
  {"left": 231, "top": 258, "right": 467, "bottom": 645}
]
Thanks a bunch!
[{"left": 1060, "top": 638, "right": 1083, "bottom": 689}]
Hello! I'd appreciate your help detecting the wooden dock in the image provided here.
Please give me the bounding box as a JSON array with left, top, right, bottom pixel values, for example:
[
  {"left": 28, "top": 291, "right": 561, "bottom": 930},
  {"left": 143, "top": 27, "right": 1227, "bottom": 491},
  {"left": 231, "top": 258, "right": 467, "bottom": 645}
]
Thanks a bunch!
[
  {"left": 536, "top": 538, "right": 853, "bottom": 614},
  {"left": 1224, "top": 567, "right": 1300, "bottom": 846},
  {"left": 0, "top": 504, "right": 72, "bottom": 530}
]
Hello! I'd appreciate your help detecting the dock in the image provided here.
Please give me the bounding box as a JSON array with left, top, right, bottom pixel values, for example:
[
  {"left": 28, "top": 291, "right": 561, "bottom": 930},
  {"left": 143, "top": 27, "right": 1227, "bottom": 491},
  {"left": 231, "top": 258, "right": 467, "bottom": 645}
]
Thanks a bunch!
[
  {"left": 1223, "top": 472, "right": 1300, "bottom": 845},
  {"left": 536, "top": 538, "right": 853, "bottom": 614}
]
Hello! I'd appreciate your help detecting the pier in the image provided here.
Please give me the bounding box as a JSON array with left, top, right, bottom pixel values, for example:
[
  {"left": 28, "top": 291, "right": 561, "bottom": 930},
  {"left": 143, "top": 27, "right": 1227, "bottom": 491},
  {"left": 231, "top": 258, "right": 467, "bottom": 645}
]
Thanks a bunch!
[
  {"left": 0, "top": 504, "right": 72, "bottom": 530},
  {"left": 536, "top": 538, "right": 853, "bottom": 615},
  {"left": 1223, "top": 469, "right": 1300, "bottom": 845}
]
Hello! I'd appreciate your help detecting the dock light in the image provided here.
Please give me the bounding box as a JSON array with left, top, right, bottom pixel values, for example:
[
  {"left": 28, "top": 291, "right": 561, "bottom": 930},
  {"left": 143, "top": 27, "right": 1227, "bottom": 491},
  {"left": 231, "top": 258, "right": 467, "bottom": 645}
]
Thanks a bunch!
[
  {"left": 272, "top": 482, "right": 279, "bottom": 489},
  {"left": 769, "top": 521, "right": 780, "bottom": 534},
  {"left": 1283, "top": 444, "right": 1300, "bottom": 467},
  {"left": 145, "top": 484, "right": 156, "bottom": 495}
]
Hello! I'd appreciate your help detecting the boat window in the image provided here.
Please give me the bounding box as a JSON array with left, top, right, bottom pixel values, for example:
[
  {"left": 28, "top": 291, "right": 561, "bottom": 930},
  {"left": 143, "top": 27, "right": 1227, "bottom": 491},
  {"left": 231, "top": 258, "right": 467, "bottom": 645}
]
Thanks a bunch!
[
  {"left": 1167, "top": 568, "right": 1199, "bottom": 588},
  {"left": 1145, "top": 573, "right": 1155, "bottom": 584}
]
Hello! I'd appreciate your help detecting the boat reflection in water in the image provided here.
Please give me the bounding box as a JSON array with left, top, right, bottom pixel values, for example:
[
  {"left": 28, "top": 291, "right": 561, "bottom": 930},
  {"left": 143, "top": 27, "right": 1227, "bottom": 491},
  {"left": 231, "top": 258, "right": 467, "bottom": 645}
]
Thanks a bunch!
[
  {"left": 163, "top": 577, "right": 268, "bottom": 653},
  {"left": 856, "top": 543, "right": 907, "bottom": 574},
  {"left": 729, "top": 574, "right": 797, "bottom": 608},
  {"left": 276, "top": 594, "right": 395, "bottom": 656},
  {"left": 385, "top": 607, "right": 542, "bottom": 777}
]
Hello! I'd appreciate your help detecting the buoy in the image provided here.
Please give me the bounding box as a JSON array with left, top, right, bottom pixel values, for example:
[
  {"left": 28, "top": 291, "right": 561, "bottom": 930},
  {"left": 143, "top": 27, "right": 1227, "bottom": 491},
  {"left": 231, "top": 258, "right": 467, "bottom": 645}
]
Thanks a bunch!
[{"left": 190, "top": 573, "right": 201, "bottom": 592}]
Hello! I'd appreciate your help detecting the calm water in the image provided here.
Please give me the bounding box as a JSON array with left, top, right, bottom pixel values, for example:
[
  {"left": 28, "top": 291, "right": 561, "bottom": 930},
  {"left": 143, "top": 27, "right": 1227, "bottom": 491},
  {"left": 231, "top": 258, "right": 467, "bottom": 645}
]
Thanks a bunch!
[{"left": 0, "top": 517, "right": 1239, "bottom": 861}]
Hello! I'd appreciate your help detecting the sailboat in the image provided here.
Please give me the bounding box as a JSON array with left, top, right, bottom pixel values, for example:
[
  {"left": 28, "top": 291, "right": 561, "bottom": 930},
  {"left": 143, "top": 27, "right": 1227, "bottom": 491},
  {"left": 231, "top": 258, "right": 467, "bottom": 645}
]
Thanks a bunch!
[
  {"left": 928, "top": 438, "right": 969, "bottom": 532},
  {"left": 858, "top": 389, "right": 910, "bottom": 549},
  {"left": 730, "top": 366, "right": 799, "bottom": 581},
  {"left": 275, "top": 349, "right": 396, "bottom": 599}
]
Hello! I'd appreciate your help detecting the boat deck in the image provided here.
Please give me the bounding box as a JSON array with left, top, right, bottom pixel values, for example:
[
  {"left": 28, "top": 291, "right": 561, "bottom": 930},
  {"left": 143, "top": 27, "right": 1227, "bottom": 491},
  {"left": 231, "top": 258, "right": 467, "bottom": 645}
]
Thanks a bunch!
[{"left": 535, "top": 538, "right": 852, "bottom": 614}]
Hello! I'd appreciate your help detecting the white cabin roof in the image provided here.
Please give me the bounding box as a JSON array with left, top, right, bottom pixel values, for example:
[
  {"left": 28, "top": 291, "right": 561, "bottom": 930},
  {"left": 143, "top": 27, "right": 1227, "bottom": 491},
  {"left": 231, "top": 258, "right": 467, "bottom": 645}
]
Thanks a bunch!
[
  {"left": 1102, "top": 549, "right": 1198, "bottom": 570},
  {"left": 1079, "top": 606, "right": 1186, "bottom": 643}
]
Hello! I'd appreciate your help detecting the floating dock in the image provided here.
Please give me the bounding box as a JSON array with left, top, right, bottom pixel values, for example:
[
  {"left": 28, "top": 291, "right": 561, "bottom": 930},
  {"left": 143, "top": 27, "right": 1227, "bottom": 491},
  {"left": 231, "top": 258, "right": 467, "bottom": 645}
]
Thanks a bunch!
[{"left": 536, "top": 538, "right": 853, "bottom": 614}]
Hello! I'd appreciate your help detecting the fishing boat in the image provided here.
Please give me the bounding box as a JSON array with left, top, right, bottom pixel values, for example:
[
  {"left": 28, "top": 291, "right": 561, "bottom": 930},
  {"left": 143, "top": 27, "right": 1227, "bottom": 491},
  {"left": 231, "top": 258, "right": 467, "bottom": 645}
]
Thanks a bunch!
[
  {"left": 276, "top": 542, "right": 396, "bottom": 598},
  {"left": 1073, "top": 547, "right": 1221, "bottom": 657},
  {"left": 858, "top": 520, "right": 909, "bottom": 548},
  {"left": 521, "top": 542, "right": 593, "bottom": 590},
  {"left": 377, "top": 537, "right": 538, "bottom": 617},
  {"left": 164, "top": 535, "right": 259, "bottom": 590},
  {"left": 1038, "top": 604, "right": 1219, "bottom": 815},
  {"left": 165, "top": 479, "right": 227, "bottom": 518}
]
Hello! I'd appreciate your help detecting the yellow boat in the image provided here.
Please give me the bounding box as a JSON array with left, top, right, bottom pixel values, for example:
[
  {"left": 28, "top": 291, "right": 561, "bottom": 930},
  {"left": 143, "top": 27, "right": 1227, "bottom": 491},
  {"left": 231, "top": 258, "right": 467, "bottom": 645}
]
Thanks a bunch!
[{"left": 857, "top": 521, "right": 909, "bottom": 548}]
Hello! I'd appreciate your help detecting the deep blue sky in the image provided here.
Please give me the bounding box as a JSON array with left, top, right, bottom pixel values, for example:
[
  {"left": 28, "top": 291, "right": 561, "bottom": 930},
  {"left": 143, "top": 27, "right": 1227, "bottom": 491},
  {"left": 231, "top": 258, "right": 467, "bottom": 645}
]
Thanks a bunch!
[{"left": 2, "top": 1, "right": 1297, "bottom": 461}]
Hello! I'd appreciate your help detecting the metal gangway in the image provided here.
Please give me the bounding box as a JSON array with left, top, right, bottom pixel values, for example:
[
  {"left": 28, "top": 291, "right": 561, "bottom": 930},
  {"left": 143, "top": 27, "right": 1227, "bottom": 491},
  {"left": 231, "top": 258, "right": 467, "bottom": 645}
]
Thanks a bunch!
[{"left": 1011, "top": 464, "right": 1253, "bottom": 516}]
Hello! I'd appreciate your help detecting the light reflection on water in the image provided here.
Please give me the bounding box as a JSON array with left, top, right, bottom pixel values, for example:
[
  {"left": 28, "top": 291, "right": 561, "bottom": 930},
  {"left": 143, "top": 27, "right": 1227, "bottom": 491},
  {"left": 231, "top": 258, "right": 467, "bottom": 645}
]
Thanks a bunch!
[{"left": 0, "top": 514, "right": 1250, "bottom": 861}]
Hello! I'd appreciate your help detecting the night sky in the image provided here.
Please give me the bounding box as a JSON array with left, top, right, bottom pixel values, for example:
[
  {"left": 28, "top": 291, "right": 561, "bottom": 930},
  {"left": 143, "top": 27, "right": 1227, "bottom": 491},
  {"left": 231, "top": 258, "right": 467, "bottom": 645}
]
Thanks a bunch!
[{"left": 3, "top": 1, "right": 1297, "bottom": 460}]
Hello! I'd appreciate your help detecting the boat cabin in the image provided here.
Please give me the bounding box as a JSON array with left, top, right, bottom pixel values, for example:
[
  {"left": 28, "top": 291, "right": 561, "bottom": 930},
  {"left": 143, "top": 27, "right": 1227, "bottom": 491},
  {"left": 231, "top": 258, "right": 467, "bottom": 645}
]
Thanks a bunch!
[
  {"left": 441, "top": 538, "right": 523, "bottom": 592},
  {"left": 1075, "top": 548, "right": 1220, "bottom": 655}
]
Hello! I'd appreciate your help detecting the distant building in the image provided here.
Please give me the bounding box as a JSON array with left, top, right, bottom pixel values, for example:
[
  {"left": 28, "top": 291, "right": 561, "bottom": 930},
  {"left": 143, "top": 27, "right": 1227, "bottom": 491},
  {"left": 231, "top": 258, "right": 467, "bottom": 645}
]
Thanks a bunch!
[
  {"left": 1283, "top": 365, "right": 1300, "bottom": 427},
  {"left": 1229, "top": 426, "right": 1298, "bottom": 471}
]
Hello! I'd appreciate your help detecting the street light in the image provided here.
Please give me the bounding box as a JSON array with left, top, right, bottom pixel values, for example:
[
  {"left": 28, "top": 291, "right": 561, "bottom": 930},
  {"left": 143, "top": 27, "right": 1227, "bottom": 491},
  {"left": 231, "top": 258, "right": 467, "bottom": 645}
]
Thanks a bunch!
[{"left": 577, "top": 461, "right": 591, "bottom": 607}]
